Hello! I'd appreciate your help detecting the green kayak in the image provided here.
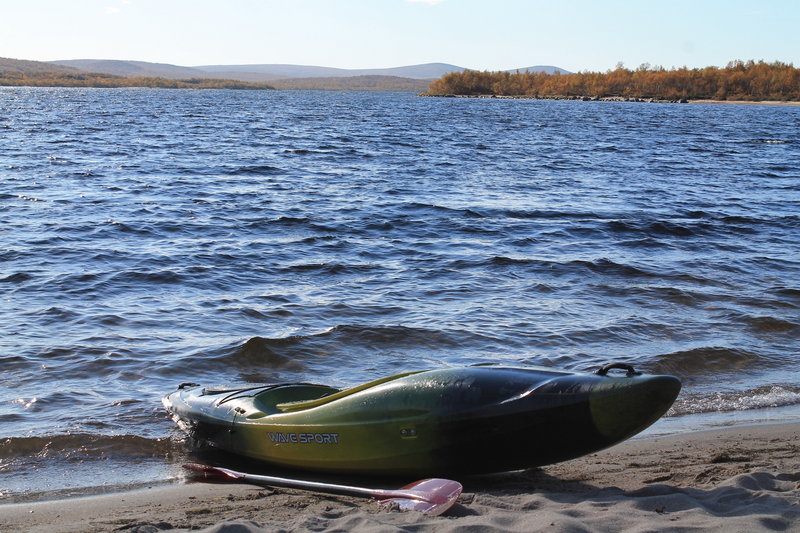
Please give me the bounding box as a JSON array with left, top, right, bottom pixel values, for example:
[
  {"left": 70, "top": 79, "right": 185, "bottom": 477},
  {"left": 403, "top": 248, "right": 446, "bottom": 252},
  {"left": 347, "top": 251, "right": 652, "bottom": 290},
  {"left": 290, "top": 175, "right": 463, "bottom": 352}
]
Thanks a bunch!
[{"left": 163, "top": 363, "right": 680, "bottom": 475}]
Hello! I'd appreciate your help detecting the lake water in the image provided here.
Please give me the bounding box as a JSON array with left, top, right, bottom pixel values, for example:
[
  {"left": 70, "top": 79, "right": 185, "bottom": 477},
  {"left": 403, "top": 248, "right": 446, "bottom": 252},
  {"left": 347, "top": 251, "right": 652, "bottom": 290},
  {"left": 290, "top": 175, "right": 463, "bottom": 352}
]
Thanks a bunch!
[{"left": 1, "top": 88, "right": 799, "bottom": 497}]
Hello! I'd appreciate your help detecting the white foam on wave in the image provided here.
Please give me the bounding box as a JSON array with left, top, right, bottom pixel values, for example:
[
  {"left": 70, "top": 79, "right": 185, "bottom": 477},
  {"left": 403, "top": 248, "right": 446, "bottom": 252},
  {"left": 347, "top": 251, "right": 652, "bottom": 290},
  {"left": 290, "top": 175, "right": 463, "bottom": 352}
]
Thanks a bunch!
[{"left": 671, "top": 386, "right": 800, "bottom": 416}]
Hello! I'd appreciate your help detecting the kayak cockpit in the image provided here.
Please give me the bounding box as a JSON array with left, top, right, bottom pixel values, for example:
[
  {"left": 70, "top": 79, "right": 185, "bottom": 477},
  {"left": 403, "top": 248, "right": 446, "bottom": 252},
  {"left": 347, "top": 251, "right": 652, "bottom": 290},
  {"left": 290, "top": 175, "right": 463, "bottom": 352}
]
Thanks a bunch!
[
  {"left": 274, "top": 371, "right": 423, "bottom": 412},
  {"left": 209, "top": 371, "right": 427, "bottom": 418},
  {"left": 252, "top": 384, "right": 340, "bottom": 415}
]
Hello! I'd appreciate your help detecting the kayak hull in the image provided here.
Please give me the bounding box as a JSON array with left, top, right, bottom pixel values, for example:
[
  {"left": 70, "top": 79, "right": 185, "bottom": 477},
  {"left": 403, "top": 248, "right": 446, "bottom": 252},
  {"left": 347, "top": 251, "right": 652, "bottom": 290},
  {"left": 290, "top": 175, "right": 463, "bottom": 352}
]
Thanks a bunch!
[{"left": 164, "top": 365, "right": 680, "bottom": 475}]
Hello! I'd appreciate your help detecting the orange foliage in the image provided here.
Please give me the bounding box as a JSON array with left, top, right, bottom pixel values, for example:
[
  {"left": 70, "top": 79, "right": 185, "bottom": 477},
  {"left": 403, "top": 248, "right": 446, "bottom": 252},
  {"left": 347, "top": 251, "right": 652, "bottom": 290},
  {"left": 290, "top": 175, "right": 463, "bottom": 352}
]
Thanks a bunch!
[{"left": 424, "top": 61, "right": 800, "bottom": 101}]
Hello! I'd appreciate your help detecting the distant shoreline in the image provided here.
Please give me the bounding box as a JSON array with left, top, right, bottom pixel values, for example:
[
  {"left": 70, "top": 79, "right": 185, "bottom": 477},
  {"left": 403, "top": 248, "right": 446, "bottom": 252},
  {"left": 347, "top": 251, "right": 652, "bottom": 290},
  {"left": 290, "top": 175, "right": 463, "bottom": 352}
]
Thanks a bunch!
[
  {"left": 421, "top": 93, "right": 800, "bottom": 106},
  {"left": 688, "top": 99, "right": 800, "bottom": 106},
  {"left": 2, "top": 84, "right": 799, "bottom": 104},
  {"left": 423, "top": 61, "right": 800, "bottom": 105}
]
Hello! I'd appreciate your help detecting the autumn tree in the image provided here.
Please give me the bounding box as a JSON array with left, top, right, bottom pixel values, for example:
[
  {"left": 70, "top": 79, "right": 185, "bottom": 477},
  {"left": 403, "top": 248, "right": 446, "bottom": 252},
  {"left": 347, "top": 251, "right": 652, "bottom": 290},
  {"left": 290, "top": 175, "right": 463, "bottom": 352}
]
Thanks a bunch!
[{"left": 423, "top": 61, "right": 800, "bottom": 101}]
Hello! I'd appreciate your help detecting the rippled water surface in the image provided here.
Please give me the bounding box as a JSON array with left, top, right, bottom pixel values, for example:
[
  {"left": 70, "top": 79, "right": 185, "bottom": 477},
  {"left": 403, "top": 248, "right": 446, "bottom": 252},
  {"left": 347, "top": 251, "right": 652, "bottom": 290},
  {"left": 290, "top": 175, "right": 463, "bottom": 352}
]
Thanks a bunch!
[{"left": 1, "top": 88, "right": 799, "bottom": 496}]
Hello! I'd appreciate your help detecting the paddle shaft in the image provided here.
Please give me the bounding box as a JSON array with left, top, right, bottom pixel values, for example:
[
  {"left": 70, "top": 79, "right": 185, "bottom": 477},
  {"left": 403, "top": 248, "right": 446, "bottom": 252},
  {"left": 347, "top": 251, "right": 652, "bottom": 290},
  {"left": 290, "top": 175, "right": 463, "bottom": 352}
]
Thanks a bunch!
[
  {"left": 183, "top": 464, "right": 462, "bottom": 515},
  {"left": 186, "top": 464, "right": 459, "bottom": 504},
  {"left": 230, "top": 469, "right": 431, "bottom": 501}
]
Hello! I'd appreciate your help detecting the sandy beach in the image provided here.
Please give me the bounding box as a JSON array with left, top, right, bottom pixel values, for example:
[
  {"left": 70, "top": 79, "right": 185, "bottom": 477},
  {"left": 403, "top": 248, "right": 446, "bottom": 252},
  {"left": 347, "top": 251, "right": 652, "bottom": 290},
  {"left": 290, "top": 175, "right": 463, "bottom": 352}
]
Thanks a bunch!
[{"left": 3, "top": 422, "right": 798, "bottom": 532}]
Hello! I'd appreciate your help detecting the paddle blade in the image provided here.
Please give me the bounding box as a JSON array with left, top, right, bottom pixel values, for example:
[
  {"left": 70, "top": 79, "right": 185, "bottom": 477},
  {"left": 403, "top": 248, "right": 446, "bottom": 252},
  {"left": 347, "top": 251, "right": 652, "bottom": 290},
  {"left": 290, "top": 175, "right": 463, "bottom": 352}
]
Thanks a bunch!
[
  {"left": 182, "top": 463, "right": 244, "bottom": 482},
  {"left": 378, "top": 478, "right": 463, "bottom": 516}
]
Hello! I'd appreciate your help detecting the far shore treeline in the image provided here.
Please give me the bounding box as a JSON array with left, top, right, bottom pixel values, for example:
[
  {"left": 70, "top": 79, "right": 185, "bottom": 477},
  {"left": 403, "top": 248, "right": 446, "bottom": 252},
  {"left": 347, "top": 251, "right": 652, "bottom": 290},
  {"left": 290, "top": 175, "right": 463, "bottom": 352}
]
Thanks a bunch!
[
  {"left": 0, "top": 71, "right": 275, "bottom": 90},
  {"left": 424, "top": 60, "right": 800, "bottom": 102}
]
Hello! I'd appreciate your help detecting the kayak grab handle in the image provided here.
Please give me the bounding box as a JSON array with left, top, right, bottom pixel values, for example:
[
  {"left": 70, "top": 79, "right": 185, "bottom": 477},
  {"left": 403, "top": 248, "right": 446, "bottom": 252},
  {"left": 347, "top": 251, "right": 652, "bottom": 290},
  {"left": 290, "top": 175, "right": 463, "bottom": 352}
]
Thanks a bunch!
[{"left": 596, "top": 363, "right": 642, "bottom": 377}]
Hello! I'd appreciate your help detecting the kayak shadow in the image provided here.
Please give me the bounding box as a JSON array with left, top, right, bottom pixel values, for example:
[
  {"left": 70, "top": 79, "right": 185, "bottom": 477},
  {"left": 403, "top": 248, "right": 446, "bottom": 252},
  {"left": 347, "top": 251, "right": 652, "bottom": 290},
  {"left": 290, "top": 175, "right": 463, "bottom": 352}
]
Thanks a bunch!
[
  {"left": 184, "top": 447, "right": 599, "bottom": 493},
  {"left": 462, "top": 467, "right": 600, "bottom": 494}
]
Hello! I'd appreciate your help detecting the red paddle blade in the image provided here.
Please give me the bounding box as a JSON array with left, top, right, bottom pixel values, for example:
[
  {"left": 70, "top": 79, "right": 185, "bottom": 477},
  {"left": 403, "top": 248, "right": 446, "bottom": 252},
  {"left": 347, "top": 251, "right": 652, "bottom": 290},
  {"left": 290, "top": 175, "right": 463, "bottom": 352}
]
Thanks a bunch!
[
  {"left": 378, "top": 478, "right": 463, "bottom": 516},
  {"left": 182, "top": 463, "right": 244, "bottom": 482}
]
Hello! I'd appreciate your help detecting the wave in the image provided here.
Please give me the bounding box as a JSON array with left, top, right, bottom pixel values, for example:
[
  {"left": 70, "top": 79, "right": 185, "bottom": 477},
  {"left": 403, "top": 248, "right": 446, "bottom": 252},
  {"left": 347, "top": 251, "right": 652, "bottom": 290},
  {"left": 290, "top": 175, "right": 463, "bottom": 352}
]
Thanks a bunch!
[
  {"left": 398, "top": 202, "right": 486, "bottom": 219},
  {"left": 741, "top": 315, "right": 798, "bottom": 333},
  {"left": 283, "top": 148, "right": 327, "bottom": 155},
  {"left": 606, "top": 219, "right": 697, "bottom": 237},
  {"left": 499, "top": 208, "right": 606, "bottom": 220},
  {"left": 163, "top": 324, "right": 481, "bottom": 378},
  {"left": 438, "top": 256, "right": 718, "bottom": 287},
  {"left": 45, "top": 269, "right": 184, "bottom": 295},
  {"left": 770, "top": 287, "right": 800, "bottom": 300},
  {"left": 280, "top": 262, "right": 381, "bottom": 275},
  {"left": 271, "top": 216, "right": 311, "bottom": 225},
  {"left": 644, "top": 347, "right": 764, "bottom": 381},
  {"left": 0, "top": 433, "right": 175, "bottom": 461},
  {"left": 0, "top": 272, "right": 34, "bottom": 283},
  {"left": 110, "top": 269, "right": 185, "bottom": 285},
  {"left": 215, "top": 336, "right": 307, "bottom": 371},
  {"left": 226, "top": 164, "right": 283, "bottom": 175},
  {"left": 671, "top": 385, "right": 800, "bottom": 416}
]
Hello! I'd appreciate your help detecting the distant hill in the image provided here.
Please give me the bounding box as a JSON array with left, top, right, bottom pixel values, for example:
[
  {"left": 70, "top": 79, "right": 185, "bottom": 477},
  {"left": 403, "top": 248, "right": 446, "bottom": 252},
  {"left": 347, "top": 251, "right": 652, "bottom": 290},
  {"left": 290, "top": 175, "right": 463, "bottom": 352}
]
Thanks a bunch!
[
  {"left": 507, "top": 65, "right": 571, "bottom": 75},
  {"left": 196, "top": 62, "right": 464, "bottom": 80},
  {"left": 270, "top": 75, "right": 433, "bottom": 92},
  {"left": 51, "top": 59, "right": 207, "bottom": 79},
  {"left": 197, "top": 63, "right": 571, "bottom": 79},
  {"left": 1, "top": 57, "right": 78, "bottom": 74},
  {"left": 1, "top": 57, "right": 274, "bottom": 90},
  {"left": 5, "top": 57, "right": 571, "bottom": 91},
  {"left": 49, "top": 60, "right": 462, "bottom": 81},
  {"left": 49, "top": 59, "right": 570, "bottom": 82},
  {"left": 197, "top": 64, "right": 360, "bottom": 80}
]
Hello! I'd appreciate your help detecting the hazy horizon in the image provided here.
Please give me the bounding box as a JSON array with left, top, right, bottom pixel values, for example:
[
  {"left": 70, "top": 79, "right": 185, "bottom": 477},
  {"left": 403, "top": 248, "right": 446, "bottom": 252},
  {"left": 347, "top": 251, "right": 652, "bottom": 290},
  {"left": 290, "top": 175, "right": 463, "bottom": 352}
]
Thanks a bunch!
[{"left": 2, "top": 0, "right": 798, "bottom": 74}]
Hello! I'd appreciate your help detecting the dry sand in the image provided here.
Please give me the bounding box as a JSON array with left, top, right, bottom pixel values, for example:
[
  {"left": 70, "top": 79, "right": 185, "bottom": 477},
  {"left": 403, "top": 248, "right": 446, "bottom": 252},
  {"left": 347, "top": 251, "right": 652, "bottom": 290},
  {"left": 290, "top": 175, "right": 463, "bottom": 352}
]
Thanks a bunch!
[{"left": 2, "top": 422, "right": 799, "bottom": 532}]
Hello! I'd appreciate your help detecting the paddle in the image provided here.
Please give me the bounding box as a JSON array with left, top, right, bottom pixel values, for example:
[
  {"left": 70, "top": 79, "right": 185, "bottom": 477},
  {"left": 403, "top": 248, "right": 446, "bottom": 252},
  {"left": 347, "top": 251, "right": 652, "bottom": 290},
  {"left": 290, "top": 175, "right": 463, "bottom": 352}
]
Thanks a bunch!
[{"left": 182, "top": 463, "right": 462, "bottom": 516}]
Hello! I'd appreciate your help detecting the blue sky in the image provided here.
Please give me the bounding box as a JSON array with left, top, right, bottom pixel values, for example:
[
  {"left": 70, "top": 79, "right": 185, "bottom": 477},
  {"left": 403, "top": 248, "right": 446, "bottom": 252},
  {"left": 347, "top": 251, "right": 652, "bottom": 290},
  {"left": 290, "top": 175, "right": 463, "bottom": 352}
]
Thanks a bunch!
[{"left": 2, "top": 0, "right": 798, "bottom": 72}]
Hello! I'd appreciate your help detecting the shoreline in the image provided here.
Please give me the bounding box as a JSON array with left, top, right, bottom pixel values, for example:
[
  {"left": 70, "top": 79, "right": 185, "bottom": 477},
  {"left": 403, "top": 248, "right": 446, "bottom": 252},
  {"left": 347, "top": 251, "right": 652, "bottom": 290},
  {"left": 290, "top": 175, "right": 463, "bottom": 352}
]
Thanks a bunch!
[
  {"left": 688, "top": 99, "right": 800, "bottom": 106},
  {"left": 422, "top": 93, "right": 800, "bottom": 106},
  {"left": 3, "top": 85, "right": 800, "bottom": 105},
  {"left": 3, "top": 421, "right": 799, "bottom": 532}
]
